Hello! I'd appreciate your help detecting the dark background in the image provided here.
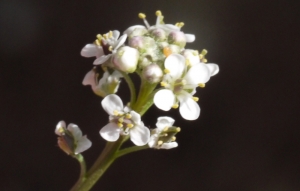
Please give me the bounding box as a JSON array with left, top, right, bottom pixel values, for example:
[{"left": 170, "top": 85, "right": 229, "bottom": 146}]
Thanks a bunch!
[{"left": 1, "top": 0, "right": 299, "bottom": 190}]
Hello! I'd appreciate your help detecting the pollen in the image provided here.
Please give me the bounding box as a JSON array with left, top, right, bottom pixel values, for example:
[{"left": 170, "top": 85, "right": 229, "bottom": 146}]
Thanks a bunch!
[
  {"left": 117, "top": 123, "right": 123, "bottom": 128},
  {"left": 138, "top": 13, "right": 146, "bottom": 19},
  {"left": 192, "top": 97, "right": 199, "bottom": 102},
  {"left": 172, "top": 136, "right": 176, "bottom": 141},
  {"left": 163, "top": 47, "right": 172, "bottom": 57},
  {"left": 125, "top": 113, "right": 132, "bottom": 119},
  {"left": 176, "top": 127, "right": 181, "bottom": 132},
  {"left": 172, "top": 103, "right": 179, "bottom": 109},
  {"left": 155, "top": 10, "right": 162, "bottom": 16},
  {"left": 127, "top": 123, "right": 134, "bottom": 128},
  {"left": 158, "top": 140, "right": 163, "bottom": 145},
  {"left": 198, "top": 83, "right": 205, "bottom": 88},
  {"left": 164, "top": 68, "right": 170, "bottom": 74}
]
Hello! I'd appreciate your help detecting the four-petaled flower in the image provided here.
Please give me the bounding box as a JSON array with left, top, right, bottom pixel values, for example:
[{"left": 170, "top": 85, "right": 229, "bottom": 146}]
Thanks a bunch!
[
  {"left": 55, "top": 121, "right": 92, "bottom": 155},
  {"left": 100, "top": 94, "right": 150, "bottom": 146},
  {"left": 148, "top": 117, "right": 179, "bottom": 149}
]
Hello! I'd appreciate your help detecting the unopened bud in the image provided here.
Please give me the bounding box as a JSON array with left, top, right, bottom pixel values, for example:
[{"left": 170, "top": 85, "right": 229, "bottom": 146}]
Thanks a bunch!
[
  {"left": 142, "top": 63, "right": 163, "bottom": 83},
  {"left": 112, "top": 46, "right": 139, "bottom": 73},
  {"left": 168, "top": 31, "right": 186, "bottom": 48},
  {"left": 150, "top": 28, "right": 166, "bottom": 41}
]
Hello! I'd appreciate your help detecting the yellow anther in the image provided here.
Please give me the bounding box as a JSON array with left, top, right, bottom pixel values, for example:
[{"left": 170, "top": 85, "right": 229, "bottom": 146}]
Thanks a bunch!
[
  {"left": 172, "top": 136, "right": 176, "bottom": 141},
  {"left": 192, "top": 97, "right": 199, "bottom": 102},
  {"left": 186, "top": 60, "right": 191, "bottom": 66},
  {"left": 164, "top": 133, "right": 168, "bottom": 137},
  {"left": 160, "top": 81, "right": 167, "bottom": 87},
  {"left": 172, "top": 104, "right": 179, "bottom": 109},
  {"left": 103, "top": 33, "right": 108, "bottom": 39},
  {"left": 199, "top": 83, "right": 205, "bottom": 88},
  {"left": 176, "top": 127, "right": 181, "bottom": 132},
  {"left": 96, "top": 34, "right": 102, "bottom": 40},
  {"left": 108, "top": 46, "right": 113, "bottom": 51},
  {"left": 158, "top": 140, "right": 163, "bottom": 145},
  {"left": 201, "top": 49, "right": 208, "bottom": 55},
  {"left": 163, "top": 127, "right": 169, "bottom": 132},
  {"left": 117, "top": 123, "right": 123, "bottom": 128},
  {"left": 127, "top": 123, "right": 134, "bottom": 128},
  {"left": 113, "top": 110, "right": 119, "bottom": 116},
  {"left": 199, "top": 54, "right": 203, "bottom": 59},
  {"left": 155, "top": 10, "right": 162, "bottom": 16},
  {"left": 202, "top": 58, "right": 207, "bottom": 63},
  {"left": 118, "top": 117, "right": 124, "bottom": 123},
  {"left": 163, "top": 47, "right": 172, "bottom": 57},
  {"left": 95, "top": 39, "right": 101, "bottom": 46},
  {"left": 176, "top": 22, "right": 184, "bottom": 28},
  {"left": 108, "top": 31, "right": 113, "bottom": 38},
  {"left": 58, "top": 127, "right": 64, "bottom": 134},
  {"left": 193, "top": 50, "right": 199, "bottom": 56},
  {"left": 125, "top": 114, "right": 132, "bottom": 119},
  {"left": 164, "top": 68, "right": 170, "bottom": 74},
  {"left": 138, "top": 13, "right": 146, "bottom": 19}
]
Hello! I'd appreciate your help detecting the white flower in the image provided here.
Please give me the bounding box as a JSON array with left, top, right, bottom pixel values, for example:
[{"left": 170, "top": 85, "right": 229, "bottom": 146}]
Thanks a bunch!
[
  {"left": 81, "top": 44, "right": 104, "bottom": 58},
  {"left": 100, "top": 94, "right": 150, "bottom": 146},
  {"left": 93, "top": 30, "right": 127, "bottom": 65},
  {"left": 82, "top": 68, "right": 122, "bottom": 97},
  {"left": 154, "top": 54, "right": 213, "bottom": 120},
  {"left": 55, "top": 121, "right": 92, "bottom": 155},
  {"left": 148, "top": 117, "right": 179, "bottom": 149}
]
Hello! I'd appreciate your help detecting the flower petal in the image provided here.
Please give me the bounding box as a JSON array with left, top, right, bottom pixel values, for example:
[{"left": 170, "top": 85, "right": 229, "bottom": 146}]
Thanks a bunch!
[
  {"left": 185, "top": 34, "right": 195, "bottom": 43},
  {"left": 123, "top": 25, "right": 146, "bottom": 35},
  {"left": 93, "top": 55, "right": 111, "bottom": 65},
  {"left": 148, "top": 134, "right": 159, "bottom": 148},
  {"left": 206, "top": 63, "right": 219, "bottom": 76},
  {"left": 67, "top": 123, "right": 82, "bottom": 140},
  {"left": 80, "top": 44, "right": 104, "bottom": 58},
  {"left": 184, "top": 63, "right": 211, "bottom": 84},
  {"left": 129, "top": 124, "right": 150, "bottom": 146},
  {"left": 100, "top": 122, "right": 120, "bottom": 142},
  {"left": 55, "top": 121, "right": 66, "bottom": 135},
  {"left": 75, "top": 135, "right": 92, "bottom": 154},
  {"left": 164, "top": 54, "right": 186, "bottom": 79},
  {"left": 112, "top": 30, "right": 120, "bottom": 40},
  {"left": 82, "top": 70, "right": 96, "bottom": 86},
  {"left": 101, "top": 94, "right": 124, "bottom": 115},
  {"left": 156, "top": 117, "right": 175, "bottom": 131},
  {"left": 130, "top": 110, "right": 141, "bottom": 125},
  {"left": 178, "top": 93, "right": 200, "bottom": 120},
  {"left": 154, "top": 89, "right": 175, "bottom": 111},
  {"left": 113, "top": 34, "right": 127, "bottom": 50},
  {"left": 161, "top": 142, "right": 178, "bottom": 149}
]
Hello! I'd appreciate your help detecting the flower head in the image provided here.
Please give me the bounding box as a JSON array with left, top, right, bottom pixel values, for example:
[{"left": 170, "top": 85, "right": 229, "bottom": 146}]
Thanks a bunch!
[
  {"left": 100, "top": 94, "right": 150, "bottom": 146},
  {"left": 148, "top": 117, "right": 180, "bottom": 149},
  {"left": 55, "top": 121, "right": 92, "bottom": 155}
]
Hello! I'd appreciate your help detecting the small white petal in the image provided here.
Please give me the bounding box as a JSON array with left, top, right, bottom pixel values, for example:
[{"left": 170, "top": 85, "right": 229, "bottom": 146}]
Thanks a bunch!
[
  {"left": 82, "top": 70, "right": 96, "bottom": 86},
  {"left": 185, "top": 63, "right": 211, "bottom": 84},
  {"left": 206, "top": 63, "right": 219, "bottom": 76},
  {"left": 100, "top": 123, "right": 120, "bottom": 142},
  {"left": 161, "top": 142, "right": 178, "bottom": 149},
  {"left": 129, "top": 125, "right": 150, "bottom": 146},
  {"left": 67, "top": 123, "right": 82, "bottom": 140},
  {"left": 130, "top": 111, "right": 141, "bottom": 125},
  {"left": 165, "top": 54, "right": 186, "bottom": 79},
  {"left": 123, "top": 25, "right": 146, "bottom": 35},
  {"left": 156, "top": 117, "right": 175, "bottom": 131},
  {"left": 81, "top": 44, "right": 104, "bottom": 58},
  {"left": 185, "top": 34, "right": 195, "bottom": 43},
  {"left": 93, "top": 55, "right": 111, "bottom": 65},
  {"left": 148, "top": 135, "right": 159, "bottom": 148},
  {"left": 75, "top": 135, "right": 92, "bottom": 154},
  {"left": 101, "top": 94, "right": 124, "bottom": 115},
  {"left": 112, "top": 30, "right": 120, "bottom": 40},
  {"left": 113, "top": 34, "right": 127, "bottom": 50},
  {"left": 55, "top": 121, "right": 66, "bottom": 135},
  {"left": 178, "top": 93, "right": 200, "bottom": 120},
  {"left": 154, "top": 89, "right": 175, "bottom": 111}
]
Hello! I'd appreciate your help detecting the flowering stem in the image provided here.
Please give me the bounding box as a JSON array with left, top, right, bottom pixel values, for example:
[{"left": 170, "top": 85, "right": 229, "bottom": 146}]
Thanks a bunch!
[
  {"left": 70, "top": 154, "right": 86, "bottom": 191},
  {"left": 74, "top": 136, "right": 127, "bottom": 191},
  {"left": 116, "top": 145, "right": 149, "bottom": 158},
  {"left": 119, "top": 71, "right": 136, "bottom": 105}
]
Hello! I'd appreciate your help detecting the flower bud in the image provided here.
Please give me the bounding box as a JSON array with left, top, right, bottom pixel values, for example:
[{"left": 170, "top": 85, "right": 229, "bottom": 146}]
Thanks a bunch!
[
  {"left": 127, "top": 27, "right": 148, "bottom": 39},
  {"left": 142, "top": 63, "right": 163, "bottom": 83},
  {"left": 112, "top": 46, "right": 139, "bottom": 73},
  {"left": 168, "top": 31, "right": 186, "bottom": 48},
  {"left": 150, "top": 28, "right": 166, "bottom": 41}
]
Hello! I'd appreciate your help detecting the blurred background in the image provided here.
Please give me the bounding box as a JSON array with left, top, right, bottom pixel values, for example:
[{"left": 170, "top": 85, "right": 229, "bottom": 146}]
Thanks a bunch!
[{"left": 0, "top": 0, "right": 299, "bottom": 190}]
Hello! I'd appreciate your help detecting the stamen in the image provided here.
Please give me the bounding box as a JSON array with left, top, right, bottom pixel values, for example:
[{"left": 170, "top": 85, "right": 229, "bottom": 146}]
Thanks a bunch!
[
  {"left": 175, "top": 22, "right": 184, "bottom": 28},
  {"left": 198, "top": 83, "right": 205, "bottom": 88},
  {"left": 113, "top": 110, "right": 119, "bottom": 116},
  {"left": 172, "top": 136, "right": 176, "bottom": 141},
  {"left": 186, "top": 60, "right": 191, "bottom": 66},
  {"left": 164, "top": 68, "right": 170, "bottom": 74},
  {"left": 58, "top": 127, "right": 64, "bottom": 134},
  {"left": 192, "top": 97, "right": 199, "bottom": 102},
  {"left": 158, "top": 140, "right": 163, "bottom": 145},
  {"left": 125, "top": 114, "right": 132, "bottom": 119},
  {"left": 164, "top": 133, "right": 168, "bottom": 137},
  {"left": 96, "top": 34, "right": 102, "bottom": 41},
  {"left": 155, "top": 10, "right": 162, "bottom": 16},
  {"left": 163, "top": 47, "right": 172, "bottom": 57},
  {"left": 163, "top": 127, "right": 169, "bottom": 132},
  {"left": 103, "top": 33, "right": 108, "bottom": 39},
  {"left": 95, "top": 39, "right": 100, "bottom": 46},
  {"left": 201, "top": 49, "right": 208, "bottom": 56},
  {"left": 118, "top": 117, "right": 124, "bottom": 123},
  {"left": 108, "top": 31, "right": 113, "bottom": 38},
  {"left": 138, "top": 13, "right": 150, "bottom": 28},
  {"left": 176, "top": 127, "right": 181, "bottom": 132},
  {"left": 127, "top": 123, "right": 134, "bottom": 128},
  {"left": 172, "top": 103, "right": 179, "bottom": 109},
  {"left": 202, "top": 58, "right": 207, "bottom": 63},
  {"left": 160, "top": 81, "right": 167, "bottom": 87},
  {"left": 108, "top": 46, "right": 113, "bottom": 52},
  {"left": 117, "top": 123, "right": 123, "bottom": 128}
]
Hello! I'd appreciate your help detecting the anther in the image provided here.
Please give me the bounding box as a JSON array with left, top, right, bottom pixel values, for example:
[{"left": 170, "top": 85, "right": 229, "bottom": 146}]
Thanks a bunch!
[
  {"left": 103, "top": 34, "right": 108, "bottom": 39},
  {"left": 176, "top": 127, "right": 181, "bottom": 132},
  {"left": 158, "top": 140, "right": 163, "bottom": 145},
  {"left": 160, "top": 82, "right": 167, "bottom": 87},
  {"left": 108, "top": 46, "right": 113, "bottom": 51},
  {"left": 95, "top": 39, "right": 100, "bottom": 46},
  {"left": 108, "top": 31, "right": 113, "bottom": 38},
  {"left": 113, "top": 110, "right": 119, "bottom": 116},
  {"left": 155, "top": 10, "right": 162, "bottom": 16},
  {"left": 127, "top": 123, "right": 134, "bottom": 128},
  {"left": 117, "top": 123, "right": 123, "bottom": 128},
  {"left": 118, "top": 117, "right": 124, "bottom": 123},
  {"left": 172, "top": 136, "right": 176, "bottom": 141},
  {"left": 201, "top": 49, "right": 208, "bottom": 55},
  {"left": 202, "top": 58, "right": 207, "bottom": 63},
  {"left": 172, "top": 104, "right": 179, "bottom": 109},
  {"left": 138, "top": 13, "right": 146, "bottom": 19},
  {"left": 125, "top": 114, "right": 132, "bottom": 119},
  {"left": 163, "top": 127, "right": 169, "bottom": 132},
  {"left": 164, "top": 133, "right": 168, "bottom": 137},
  {"left": 192, "top": 97, "right": 199, "bottom": 102},
  {"left": 198, "top": 83, "right": 205, "bottom": 88},
  {"left": 164, "top": 68, "right": 170, "bottom": 74}
]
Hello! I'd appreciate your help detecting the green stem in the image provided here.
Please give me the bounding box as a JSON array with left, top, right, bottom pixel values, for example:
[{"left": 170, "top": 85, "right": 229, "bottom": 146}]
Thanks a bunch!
[
  {"left": 119, "top": 71, "right": 136, "bottom": 105},
  {"left": 74, "top": 136, "right": 127, "bottom": 191},
  {"left": 70, "top": 154, "right": 86, "bottom": 191},
  {"left": 116, "top": 145, "right": 149, "bottom": 158}
]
